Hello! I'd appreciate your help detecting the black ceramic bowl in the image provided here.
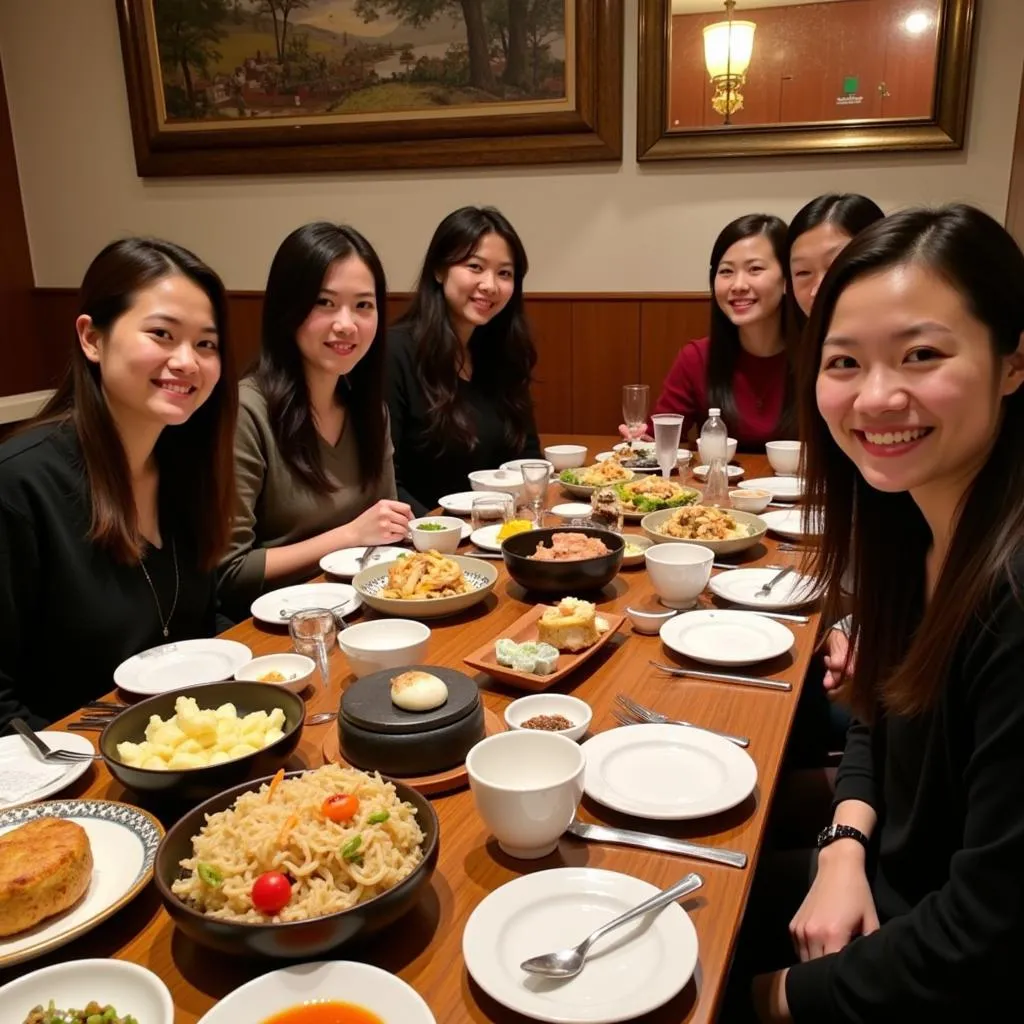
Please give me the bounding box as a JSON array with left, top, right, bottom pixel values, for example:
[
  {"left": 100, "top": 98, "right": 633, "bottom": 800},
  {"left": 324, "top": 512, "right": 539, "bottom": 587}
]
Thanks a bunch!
[
  {"left": 501, "top": 527, "right": 625, "bottom": 593},
  {"left": 155, "top": 769, "right": 440, "bottom": 958},
  {"left": 100, "top": 681, "right": 305, "bottom": 803}
]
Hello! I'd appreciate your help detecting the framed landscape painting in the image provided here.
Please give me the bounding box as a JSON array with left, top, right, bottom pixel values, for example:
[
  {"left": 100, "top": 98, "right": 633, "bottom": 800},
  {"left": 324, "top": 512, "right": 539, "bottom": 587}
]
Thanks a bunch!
[{"left": 116, "top": 0, "right": 623, "bottom": 175}]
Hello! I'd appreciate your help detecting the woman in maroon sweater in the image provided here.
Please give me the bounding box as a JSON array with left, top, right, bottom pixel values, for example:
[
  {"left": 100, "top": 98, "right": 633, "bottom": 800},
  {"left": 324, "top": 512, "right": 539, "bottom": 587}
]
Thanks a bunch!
[{"left": 623, "top": 214, "right": 794, "bottom": 449}]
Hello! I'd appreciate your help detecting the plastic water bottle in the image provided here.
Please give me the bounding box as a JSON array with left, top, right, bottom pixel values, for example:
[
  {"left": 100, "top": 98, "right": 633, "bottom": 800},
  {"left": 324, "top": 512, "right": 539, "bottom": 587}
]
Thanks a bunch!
[{"left": 700, "top": 408, "right": 731, "bottom": 507}]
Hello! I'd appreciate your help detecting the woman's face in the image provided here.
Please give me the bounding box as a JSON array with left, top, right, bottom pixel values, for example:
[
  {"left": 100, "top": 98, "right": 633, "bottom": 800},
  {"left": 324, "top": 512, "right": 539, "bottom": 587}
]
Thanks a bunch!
[
  {"left": 713, "top": 234, "right": 786, "bottom": 329},
  {"left": 441, "top": 232, "right": 515, "bottom": 339},
  {"left": 816, "top": 263, "right": 1024, "bottom": 501},
  {"left": 790, "top": 221, "right": 854, "bottom": 317},
  {"left": 78, "top": 273, "right": 221, "bottom": 431},
  {"left": 296, "top": 255, "right": 378, "bottom": 380}
]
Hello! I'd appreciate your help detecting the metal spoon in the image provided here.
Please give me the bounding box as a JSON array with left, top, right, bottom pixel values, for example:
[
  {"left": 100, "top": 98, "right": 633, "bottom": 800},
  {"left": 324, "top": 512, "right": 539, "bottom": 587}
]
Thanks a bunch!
[
  {"left": 519, "top": 872, "right": 703, "bottom": 978},
  {"left": 305, "top": 711, "right": 337, "bottom": 726}
]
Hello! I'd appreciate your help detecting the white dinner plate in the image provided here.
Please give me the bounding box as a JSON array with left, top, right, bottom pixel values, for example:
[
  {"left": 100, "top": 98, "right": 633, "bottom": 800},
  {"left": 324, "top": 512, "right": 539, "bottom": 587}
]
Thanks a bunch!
[
  {"left": 250, "top": 582, "right": 362, "bottom": 624},
  {"left": 709, "top": 568, "right": 820, "bottom": 611},
  {"left": 469, "top": 523, "right": 506, "bottom": 552},
  {"left": 438, "top": 490, "right": 509, "bottom": 515},
  {"left": 462, "top": 866, "right": 698, "bottom": 1023},
  {"left": 0, "top": 799, "right": 163, "bottom": 969},
  {"left": 581, "top": 724, "right": 758, "bottom": 820},
  {"left": 197, "top": 961, "right": 436, "bottom": 1024},
  {"left": 692, "top": 463, "right": 744, "bottom": 481},
  {"left": 0, "top": 960, "right": 174, "bottom": 1024},
  {"left": 759, "top": 508, "right": 823, "bottom": 538},
  {"left": 113, "top": 638, "right": 252, "bottom": 696},
  {"left": 739, "top": 476, "right": 804, "bottom": 501},
  {"left": 319, "top": 546, "right": 408, "bottom": 577},
  {"left": 660, "top": 609, "right": 794, "bottom": 666},
  {"left": 0, "top": 732, "right": 96, "bottom": 811}
]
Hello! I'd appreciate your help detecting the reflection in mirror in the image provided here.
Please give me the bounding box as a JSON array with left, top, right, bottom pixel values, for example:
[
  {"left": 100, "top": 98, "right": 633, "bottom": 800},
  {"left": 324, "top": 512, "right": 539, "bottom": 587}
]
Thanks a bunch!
[{"left": 668, "top": 0, "right": 941, "bottom": 131}]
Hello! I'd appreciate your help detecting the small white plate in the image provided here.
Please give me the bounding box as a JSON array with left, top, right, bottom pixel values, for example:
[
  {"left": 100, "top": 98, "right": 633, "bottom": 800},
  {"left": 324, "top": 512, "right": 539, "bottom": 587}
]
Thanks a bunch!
[
  {"left": 113, "top": 639, "right": 253, "bottom": 696},
  {"left": 462, "top": 866, "right": 698, "bottom": 1023},
  {"left": 196, "top": 960, "right": 436, "bottom": 1024},
  {"left": 0, "top": 959, "right": 174, "bottom": 1024},
  {"left": 709, "top": 568, "right": 820, "bottom": 611},
  {"left": 469, "top": 522, "right": 505, "bottom": 552},
  {"left": 0, "top": 799, "right": 163, "bottom": 968},
  {"left": 660, "top": 609, "right": 794, "bottom": 666},
  {"left": 692, "top": 463, "right": 744, "bottom": 481},
  {"left": 0, "top": 732, "right": 95, "bottom": 811},
  {"left": 740, "top": 476, "right": 804, "bottom": 501},
  {"left": 250, "top": 582, "right": 362, "bottom": 624},
  {"left": 320, "top": 546, "right": 408, "bottom": 576},
  {"left": 581, "top": 724, "right": 757, "bottom": 820},
  {"left": 438, "top": 490, "right": 509, "bottom": 515},
  {"left": 759, "top": 508, "right": 823, "bottom": 538}
]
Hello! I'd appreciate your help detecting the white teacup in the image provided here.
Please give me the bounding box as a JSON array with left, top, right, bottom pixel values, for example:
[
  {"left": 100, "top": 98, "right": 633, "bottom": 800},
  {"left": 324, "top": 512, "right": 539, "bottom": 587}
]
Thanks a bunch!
[
  {"left": 766, "top": 440, "right": 802, "bottom": 476},
  {"left": 645, "top": 542, "right": 715, "bottom": 609},
  {"left": 697, "top": 436, "right": 738, "bottom": 465},
  {"left": 466, "top": 731, "right": 585, "bottom": 859},
  {"left": 409, "top": 515, "right": 463, "bottom": 554}
]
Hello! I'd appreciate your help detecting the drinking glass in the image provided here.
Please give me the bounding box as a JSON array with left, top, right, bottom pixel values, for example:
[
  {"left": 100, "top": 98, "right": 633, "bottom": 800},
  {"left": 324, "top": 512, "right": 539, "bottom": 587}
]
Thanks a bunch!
[
  {"left": 652, "top": 414, "right": 684, "bottom": 478},
  {"left": 288, "top": 608, "right": 337, "bottom": 690},
  {"left": 622, "top": 385, "right": 650, "bottom": 444},
  {"left": 519, "top": 462, "right": 550, "bottom": 524},
  {"left": 471, "top": 494, "right": 514, "bottom": 533}
]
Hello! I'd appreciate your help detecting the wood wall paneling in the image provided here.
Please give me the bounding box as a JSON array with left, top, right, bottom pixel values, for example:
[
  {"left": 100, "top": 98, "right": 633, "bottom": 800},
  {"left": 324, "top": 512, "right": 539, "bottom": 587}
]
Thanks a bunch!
[
  {"left": 527, "top": 300, "right": 574, "bottom": 434},
  {"left": 570, "top": 301, "right": 641, "bottom": 434},
  {"left": 1008, "top": 50, "right": 1024, "bottom": 248}
]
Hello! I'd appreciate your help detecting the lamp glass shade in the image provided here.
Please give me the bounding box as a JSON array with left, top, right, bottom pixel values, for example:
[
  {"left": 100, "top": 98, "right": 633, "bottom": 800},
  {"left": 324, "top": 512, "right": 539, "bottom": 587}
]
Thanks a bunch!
[{"left": 703, "top": 20, "right": 756, "bottom": 79}]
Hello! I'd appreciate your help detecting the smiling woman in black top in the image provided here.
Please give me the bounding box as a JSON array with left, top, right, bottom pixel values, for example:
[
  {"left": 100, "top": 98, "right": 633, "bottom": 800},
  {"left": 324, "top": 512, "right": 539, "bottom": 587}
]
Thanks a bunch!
[
  {"left": 386, "top": 206, "right": 541, "bottom": 514},
  {"left": 749, "top": 206, "right": 1024, "bottom": 1022},
  {"left": 0, "top": 238, "right": 237, "bottom": 733}
]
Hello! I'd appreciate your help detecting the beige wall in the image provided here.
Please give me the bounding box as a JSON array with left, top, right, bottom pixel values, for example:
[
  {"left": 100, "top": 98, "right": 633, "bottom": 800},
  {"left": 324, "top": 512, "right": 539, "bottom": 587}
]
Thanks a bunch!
[{"left": 1, "top": 0, "right": 1022, "bottom": 293}]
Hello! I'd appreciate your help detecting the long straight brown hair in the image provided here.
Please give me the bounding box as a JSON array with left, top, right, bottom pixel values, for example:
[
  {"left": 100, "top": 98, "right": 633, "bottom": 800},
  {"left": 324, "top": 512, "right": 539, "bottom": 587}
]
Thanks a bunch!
[
  {"left": 799, "top": 205, "right": 1024, "bottom": 721},
  {"left": 34, "top": 238, "right": 237, "bottom": 569}
]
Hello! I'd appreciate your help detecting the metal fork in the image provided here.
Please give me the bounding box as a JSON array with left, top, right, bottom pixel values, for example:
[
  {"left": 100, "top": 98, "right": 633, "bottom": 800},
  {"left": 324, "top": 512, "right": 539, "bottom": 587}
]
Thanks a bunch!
[
  {"left": 356, "top": 545, "right": 379, "bottom": 570},
  {"left": 755, "top": 565, "right": 795, "bottom": 598},
  {"left": 11, "top": 719, "right": 101, "bottom": 763},
  {"left": 613, "top": 697, "right": 749, "bottom": 747}
]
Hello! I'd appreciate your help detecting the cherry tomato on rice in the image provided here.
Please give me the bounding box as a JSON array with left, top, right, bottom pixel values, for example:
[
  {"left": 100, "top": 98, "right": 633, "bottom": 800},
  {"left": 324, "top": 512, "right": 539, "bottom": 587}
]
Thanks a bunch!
[
  {"left": 252, "top": 870, "right": 292, "bottom": 914},
  {"left": 322, "top": 793, "right": 359, "bottom": 823}
]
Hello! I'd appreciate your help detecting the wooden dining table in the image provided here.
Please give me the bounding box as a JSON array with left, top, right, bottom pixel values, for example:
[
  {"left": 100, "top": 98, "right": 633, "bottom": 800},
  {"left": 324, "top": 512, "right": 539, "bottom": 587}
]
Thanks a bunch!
[{"left": 3, "top": 435, "right": 822, "bottom": 1024}]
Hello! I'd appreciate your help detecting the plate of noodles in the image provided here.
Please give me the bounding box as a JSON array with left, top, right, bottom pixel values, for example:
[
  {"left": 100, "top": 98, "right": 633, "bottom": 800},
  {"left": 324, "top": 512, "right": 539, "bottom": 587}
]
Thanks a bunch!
[
  {"left": 154, "top": 765, "right": 440, "bottom": 959},
  {"left": 641, "top": 506, "right": 767, "bottom": 555},
  {"left": 352, "top": 551, "right": 498, "bottom": 619}
]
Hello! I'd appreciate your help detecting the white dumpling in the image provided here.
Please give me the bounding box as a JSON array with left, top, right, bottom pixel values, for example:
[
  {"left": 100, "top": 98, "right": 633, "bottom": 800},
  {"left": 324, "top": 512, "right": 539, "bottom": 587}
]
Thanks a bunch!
[{"left": 390, "top": 670, "right": 448, "bottom": 712}]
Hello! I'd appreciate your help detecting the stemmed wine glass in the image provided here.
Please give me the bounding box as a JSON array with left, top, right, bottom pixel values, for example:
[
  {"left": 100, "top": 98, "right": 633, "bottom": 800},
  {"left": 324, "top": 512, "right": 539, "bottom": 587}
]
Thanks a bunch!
[
  {"left": 288, "top": 608, "right": 337, "bottom": 690},
  {"left": 622, "top": 385, "right": 650, "bottom": 446},
  {"left": 519, "top": 462, "right": 550, "bottom": 524},
  {"left": 651, "top": 414, "right": 684, "bottom": 479}
]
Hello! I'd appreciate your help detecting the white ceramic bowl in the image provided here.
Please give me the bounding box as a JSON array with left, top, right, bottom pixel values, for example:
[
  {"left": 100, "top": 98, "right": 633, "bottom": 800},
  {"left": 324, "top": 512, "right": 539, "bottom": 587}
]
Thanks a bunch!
[
  {"left": 235, "top": 653, "right": 316, "bottom": 694},
  {"left": 336, "top": 618, "right": 431, "bottom": 678},
  {"left": 0, "top": 960, "right": 174, "bottom": 1024},
  {"left": 621, "top": 535, "right": 655, "bottom": 566},
  {"left": 501, "top": 458, "right": 554, "bottom": 478},
  {"left": 729, "top": 488, "right": 772, "bottom": 513},
  {"left": 504, "top": 693, "right": 593, "bottom": 742},
  {"left": 543, "top": 444, "right": 588, "bottom": 470},
  {"left": 766, "top": 440, "right": 802, "bottom": 476},
  {"left": 697, "top": 436, "right": 738, "bottom": 464},
  {"left": 550, "top": 502, "right": 594, "bottom": 521},
  {"left": 644, "top": 542, "right": 715, "bottom": 609},
  {"left": 641, "top": 506, "right": 768, "bottom": 556},
  {"left": 468, "top": 468, "right": 524, "bottom": 497},
  {"left": 625, "top": 605, "right": 679, "bottom": 635},
  {"left": 467, "top": 731, "right": 586, "bottom": 859},
  {"left": 353, "top": 556, "right": 499, "bottom": 620},
  {"left": 409, "top": 514, "right": 464, "bottom": 554}
]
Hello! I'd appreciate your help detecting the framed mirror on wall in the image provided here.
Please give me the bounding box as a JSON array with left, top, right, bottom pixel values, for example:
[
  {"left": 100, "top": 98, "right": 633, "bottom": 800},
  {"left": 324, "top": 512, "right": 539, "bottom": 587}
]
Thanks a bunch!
[{"left": 637, "top": 0, "right": 976, "bottom": 160}]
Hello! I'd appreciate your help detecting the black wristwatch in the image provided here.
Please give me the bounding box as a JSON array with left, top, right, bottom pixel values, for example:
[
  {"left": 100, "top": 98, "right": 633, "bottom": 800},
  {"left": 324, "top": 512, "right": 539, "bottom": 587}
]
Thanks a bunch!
[{"left": 816, "top": 824, "right": 869, "bottom": 851}]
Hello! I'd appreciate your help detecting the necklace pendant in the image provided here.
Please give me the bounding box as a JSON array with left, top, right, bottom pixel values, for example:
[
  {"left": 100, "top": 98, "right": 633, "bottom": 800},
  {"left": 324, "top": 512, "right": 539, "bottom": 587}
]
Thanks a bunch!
[{"left": 162, "top": 626, "right": 169, "bottom": 638}]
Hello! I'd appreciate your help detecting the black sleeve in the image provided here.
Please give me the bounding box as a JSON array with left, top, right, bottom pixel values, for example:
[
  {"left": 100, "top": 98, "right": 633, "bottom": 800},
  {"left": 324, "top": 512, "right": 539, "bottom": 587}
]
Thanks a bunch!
[
  {"left": 786, "top": 586, "right": 1024, "bottom": 1022},
  {"left": 385, "top": 331, "right": 431, "bottom": 516},
  {"left": 0, "top": 501, "right": 48, "bottom": 734},
  {"left": 521, "top": 397, "right": 542, "bottom": 459},
  {"left": 830, "top": 717, "right": 878, "bottom": 809}
]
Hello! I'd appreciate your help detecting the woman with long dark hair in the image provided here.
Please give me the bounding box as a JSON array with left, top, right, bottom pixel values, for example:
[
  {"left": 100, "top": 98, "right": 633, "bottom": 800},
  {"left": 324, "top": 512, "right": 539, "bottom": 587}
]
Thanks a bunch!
[
  {"left": 786, "top": 193, "right": 885, "bottom": 327},
  {"left": 748, "top": 205, "right": 1024, "bottom": 1021},
  {"left": 218, "top": 223, "right": 410, "bottom": 619},
  {"left": 623, "top": 214, "right": 794, "bottom": 449},
  {"left": 387, "top": 206, "right": 541, "bottom": 514},
  {"left": 0, "top": 238, "right": 237, "bottom": 733}
]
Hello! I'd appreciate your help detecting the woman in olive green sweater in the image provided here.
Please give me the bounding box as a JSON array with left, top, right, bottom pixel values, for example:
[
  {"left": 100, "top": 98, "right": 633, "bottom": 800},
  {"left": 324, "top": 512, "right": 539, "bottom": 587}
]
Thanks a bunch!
[{"left": 218, "top": 223, "right": 412, "bottom": 620}]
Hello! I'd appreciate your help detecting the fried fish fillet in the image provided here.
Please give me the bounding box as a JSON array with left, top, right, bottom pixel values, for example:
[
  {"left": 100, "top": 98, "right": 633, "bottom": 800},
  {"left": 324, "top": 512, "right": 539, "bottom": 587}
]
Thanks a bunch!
[{"left": 0, "top": 818, "right": 92, "bottom": 936}]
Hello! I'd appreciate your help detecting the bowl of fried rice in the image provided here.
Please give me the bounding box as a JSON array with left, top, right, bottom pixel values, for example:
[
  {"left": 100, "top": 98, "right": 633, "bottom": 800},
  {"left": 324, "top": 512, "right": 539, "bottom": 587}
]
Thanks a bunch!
[{"left": 641, "top": 505, "right": 767, "bottom": 555}]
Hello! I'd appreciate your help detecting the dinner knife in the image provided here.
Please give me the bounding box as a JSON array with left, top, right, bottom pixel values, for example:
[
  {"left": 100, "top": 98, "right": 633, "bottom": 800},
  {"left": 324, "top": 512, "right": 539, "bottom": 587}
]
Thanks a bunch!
[
  {"left": 567, "top": 820, "right": 747, "bottom": 869},
  {"left": 649, "top": 660, "right": 792, "bottom": 692}
]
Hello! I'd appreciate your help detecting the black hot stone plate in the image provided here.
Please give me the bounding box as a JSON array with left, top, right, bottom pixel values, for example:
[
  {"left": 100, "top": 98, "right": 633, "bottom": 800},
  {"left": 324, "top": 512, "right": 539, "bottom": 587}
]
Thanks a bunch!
[{"left": 341, "top": 665, "right": 480, "bottom": 735}]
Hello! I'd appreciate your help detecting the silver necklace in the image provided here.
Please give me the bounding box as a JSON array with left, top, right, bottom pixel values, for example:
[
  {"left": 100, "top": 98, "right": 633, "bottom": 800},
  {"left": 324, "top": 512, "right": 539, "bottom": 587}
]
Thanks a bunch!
[{"left": 139, "top": 537, "right": 179, "bottom": 638}]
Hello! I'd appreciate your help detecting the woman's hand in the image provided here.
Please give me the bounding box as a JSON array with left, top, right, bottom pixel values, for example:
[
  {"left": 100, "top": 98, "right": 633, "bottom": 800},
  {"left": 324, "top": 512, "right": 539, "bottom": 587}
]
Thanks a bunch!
[
  {"left": 752, "top": 969, "right": 791, "bottom": 1023},
  {"left": 617, "top": 423, "right": 654, "bottom": 443},
  {"left": 347, "top": 499, "right": 413, "bottom": 546},
  {"left": 790, "top": 844, "right": 879, "bottom": 961},
  {"left": 823, "top": 627, "right": 854, "bottom": 694}
]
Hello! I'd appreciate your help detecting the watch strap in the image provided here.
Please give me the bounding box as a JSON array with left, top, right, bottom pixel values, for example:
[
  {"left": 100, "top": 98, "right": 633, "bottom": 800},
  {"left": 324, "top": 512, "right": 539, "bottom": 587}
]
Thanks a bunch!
[{"left": 816, "top": 823, "right": 869, "bottom": 850}]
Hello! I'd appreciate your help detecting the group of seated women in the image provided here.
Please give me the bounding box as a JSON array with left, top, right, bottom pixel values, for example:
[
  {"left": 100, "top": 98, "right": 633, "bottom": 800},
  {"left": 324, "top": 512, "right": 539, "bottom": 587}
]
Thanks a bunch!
[{"left": 1, "top": 194, "right": 1022, "bottom": 1022}]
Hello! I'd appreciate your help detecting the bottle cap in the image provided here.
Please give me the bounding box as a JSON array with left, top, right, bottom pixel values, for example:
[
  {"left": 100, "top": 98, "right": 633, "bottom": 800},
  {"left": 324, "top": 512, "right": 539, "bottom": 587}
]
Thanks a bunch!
[{"left": 708, "top": 408, "right": 721, "bottom": 417}]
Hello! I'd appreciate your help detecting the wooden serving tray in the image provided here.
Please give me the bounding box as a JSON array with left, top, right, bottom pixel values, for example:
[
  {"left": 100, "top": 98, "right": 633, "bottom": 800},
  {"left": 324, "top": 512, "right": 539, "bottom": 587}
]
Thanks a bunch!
[{"left": 463, "top": 605, "right": 626, "bottom": 692}]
